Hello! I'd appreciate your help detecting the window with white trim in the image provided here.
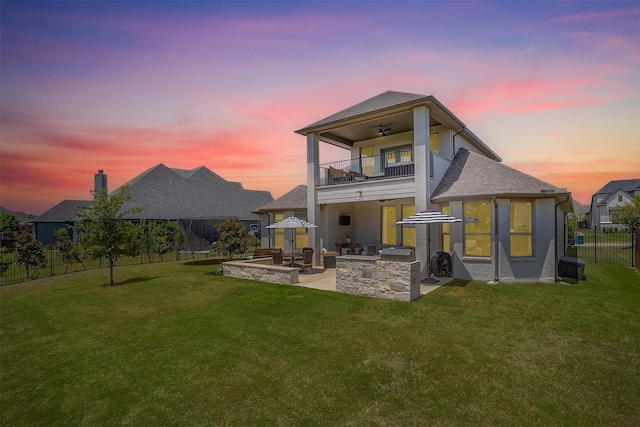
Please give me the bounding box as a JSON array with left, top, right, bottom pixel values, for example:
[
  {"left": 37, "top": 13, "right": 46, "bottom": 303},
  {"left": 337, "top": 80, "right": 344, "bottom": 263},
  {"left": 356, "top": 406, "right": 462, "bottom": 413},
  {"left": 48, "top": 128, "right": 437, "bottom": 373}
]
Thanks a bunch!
[
  {"left": 510, "top": 202, "right": 532, "bottom": 257},
  {"left": 464, "top": 202, "right": 491, "bottom": 257}
]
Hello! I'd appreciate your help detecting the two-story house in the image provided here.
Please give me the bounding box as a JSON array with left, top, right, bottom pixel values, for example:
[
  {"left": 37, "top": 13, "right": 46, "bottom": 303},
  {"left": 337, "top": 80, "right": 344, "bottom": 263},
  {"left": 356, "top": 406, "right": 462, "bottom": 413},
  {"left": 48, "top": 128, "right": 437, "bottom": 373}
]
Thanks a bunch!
[
  {"left": 589, "top": 179, "right": 640, "bottom": 229},
  {"left": 295, "top": 91, "right": 573, "bottom": 283}
]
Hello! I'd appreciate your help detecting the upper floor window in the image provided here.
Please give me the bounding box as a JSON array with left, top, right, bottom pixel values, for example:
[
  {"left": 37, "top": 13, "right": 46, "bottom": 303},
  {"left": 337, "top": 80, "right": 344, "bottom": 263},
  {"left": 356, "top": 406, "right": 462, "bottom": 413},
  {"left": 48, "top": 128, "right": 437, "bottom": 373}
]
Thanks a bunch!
[
  {"left": 618, "top": 194, "right": 623, "bottom": 202},
  {"left": 383, "top": 145, "right": 413, "bottom": 167},
  {"left": 360, "top": 146, "right": 375, "bottom": 176},
  {"left": 430, "top": 133, "right": 438, "bottom": 152},
  {"left": 464, "top": 202, "right": 491, "bottom": 257},
  {"left": 510, "top": 202, "right": 532, "bottom": 257}
]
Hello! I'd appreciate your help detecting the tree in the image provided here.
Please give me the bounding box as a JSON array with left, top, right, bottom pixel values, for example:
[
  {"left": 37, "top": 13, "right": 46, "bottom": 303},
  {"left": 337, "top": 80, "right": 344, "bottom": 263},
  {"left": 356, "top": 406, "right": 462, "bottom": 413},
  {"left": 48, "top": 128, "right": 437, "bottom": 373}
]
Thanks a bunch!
[
  {"left": 15, "top": 232, "right": 46, "bottom": 279},
  {"left": 166, "top": 220, "right": 185, "bottom": 261},
  {"left": 212, "top": 218, "right": 248, "bottom": 260},
  {"left": 55, "top": 228, "right": 78, "bottom": 274},
  {"left": 617, "top": 195, "right": 640, "bottom": 232},
  {"left": 136, "top": 219, "right": 159, "bottom": 263},
  {"left": 0, "top": 213, "right": 20, "bottom": 232},
  {"left": 0, "top": 248, "right": 12, "bottom": 278},
  {"left": 76, "top": 185, "right": 143, "bottom": 285}
]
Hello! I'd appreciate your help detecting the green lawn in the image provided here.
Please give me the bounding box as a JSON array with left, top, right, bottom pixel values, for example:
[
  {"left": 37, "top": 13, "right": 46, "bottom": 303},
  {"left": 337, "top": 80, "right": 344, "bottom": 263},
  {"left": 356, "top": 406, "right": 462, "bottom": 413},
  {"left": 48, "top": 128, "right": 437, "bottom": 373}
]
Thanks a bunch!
[{"left": 1, "top": 261, "right": 639, "bottom": 426}]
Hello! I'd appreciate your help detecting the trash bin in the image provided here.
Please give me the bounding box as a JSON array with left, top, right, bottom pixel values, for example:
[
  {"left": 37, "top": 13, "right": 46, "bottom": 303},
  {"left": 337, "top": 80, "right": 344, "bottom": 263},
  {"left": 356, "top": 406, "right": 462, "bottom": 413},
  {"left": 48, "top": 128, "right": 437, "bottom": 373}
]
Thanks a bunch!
[
  {"left": 322, "top": 251, "right": 339, "bottom": 268},
  {"left": 558, "top": 256, "right": 586, "bottom": 280}
]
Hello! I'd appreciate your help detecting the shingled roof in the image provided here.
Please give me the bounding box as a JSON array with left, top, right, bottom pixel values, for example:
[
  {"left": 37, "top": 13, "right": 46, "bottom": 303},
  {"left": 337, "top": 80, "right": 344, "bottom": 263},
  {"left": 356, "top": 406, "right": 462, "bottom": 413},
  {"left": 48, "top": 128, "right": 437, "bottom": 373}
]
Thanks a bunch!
[
  {"left": 1, "top": 206, "right": 33, "bottom": 223},
  {"left": 35, "top": 164, "right": 273, "bottom": 223},
  {"left": 33, "top": 200, "right": 92, "bottom": 223},
  {"left": 432, "top": 148, "right": 568, "bottom": 201},
  {"left": 297, "top": 91, "right": 428, "bottom": 131},
  {"left": 593, "top": 179, "right": 640, "bottom": 196},
  {"left": 253, "top": 185, "right": 307, "bottom": 213}
]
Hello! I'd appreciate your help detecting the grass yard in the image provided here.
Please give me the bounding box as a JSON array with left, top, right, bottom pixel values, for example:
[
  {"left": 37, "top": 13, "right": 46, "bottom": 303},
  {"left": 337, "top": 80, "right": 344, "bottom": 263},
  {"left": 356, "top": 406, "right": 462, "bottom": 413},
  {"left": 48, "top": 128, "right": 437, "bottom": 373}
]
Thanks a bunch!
[{"left": 1, "top": 261, "right": 639, "bottom": 426}]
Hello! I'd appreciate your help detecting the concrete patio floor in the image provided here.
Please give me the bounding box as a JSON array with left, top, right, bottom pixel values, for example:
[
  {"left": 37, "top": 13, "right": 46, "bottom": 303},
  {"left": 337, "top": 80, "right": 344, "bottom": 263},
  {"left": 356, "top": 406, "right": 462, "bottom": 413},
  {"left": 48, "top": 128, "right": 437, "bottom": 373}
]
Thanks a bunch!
[{"left": 296, "top": 268, "right": 453, "bottom": 296}]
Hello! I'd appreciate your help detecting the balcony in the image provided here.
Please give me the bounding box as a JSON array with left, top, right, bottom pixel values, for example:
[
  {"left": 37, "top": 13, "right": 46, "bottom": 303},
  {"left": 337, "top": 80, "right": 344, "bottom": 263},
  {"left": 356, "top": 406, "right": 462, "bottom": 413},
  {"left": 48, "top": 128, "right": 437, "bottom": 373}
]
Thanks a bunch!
[{"left": 320, "top": 148, "right": 415, "bottom": 186}]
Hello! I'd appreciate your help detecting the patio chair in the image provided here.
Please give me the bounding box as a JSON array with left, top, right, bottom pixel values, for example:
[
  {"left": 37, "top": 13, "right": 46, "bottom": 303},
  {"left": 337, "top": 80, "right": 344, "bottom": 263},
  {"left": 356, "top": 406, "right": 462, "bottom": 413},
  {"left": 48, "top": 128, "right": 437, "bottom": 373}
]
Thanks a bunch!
[
  {"left": 328, "top": 166, "right": 346, "bottom": 184},
  {"left": 270, "top": 249, "right": 284, "bottom": 266},
  {"left": 295, "top": 248, "right": 314, "bottom": 274}
]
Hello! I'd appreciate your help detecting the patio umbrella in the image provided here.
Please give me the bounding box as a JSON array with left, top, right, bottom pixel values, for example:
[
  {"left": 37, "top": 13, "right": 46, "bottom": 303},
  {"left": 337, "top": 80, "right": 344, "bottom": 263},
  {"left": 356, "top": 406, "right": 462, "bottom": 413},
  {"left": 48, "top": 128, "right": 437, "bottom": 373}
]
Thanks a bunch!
[
  {"left": 267, "top": 217, "right": 317, "bottom": 265},
  {"left": 394, "top": 210, "right": 467, "bottom": 280}
]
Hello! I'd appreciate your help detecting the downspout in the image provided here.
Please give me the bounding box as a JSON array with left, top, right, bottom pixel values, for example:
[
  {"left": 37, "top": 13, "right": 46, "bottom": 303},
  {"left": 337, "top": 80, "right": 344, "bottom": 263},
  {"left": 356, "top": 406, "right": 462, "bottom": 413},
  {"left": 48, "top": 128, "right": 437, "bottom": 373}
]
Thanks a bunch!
[
  {"left": 554, "top": 195, "right": 571, "bottom": 280},
  {"left": 452, "top": 127, "right": 465, "bottom": 158},
  {"left": 492, "top": 196, "right": 499, "bottom": 283}
]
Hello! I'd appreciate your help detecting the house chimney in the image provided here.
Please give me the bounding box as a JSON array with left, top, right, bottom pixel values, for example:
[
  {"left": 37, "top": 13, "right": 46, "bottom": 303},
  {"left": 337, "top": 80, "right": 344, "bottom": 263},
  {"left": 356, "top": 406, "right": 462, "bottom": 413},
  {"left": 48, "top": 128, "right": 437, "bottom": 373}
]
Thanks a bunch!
[{"left": 94, "top": 169, "right": 107, "bottom": 192}]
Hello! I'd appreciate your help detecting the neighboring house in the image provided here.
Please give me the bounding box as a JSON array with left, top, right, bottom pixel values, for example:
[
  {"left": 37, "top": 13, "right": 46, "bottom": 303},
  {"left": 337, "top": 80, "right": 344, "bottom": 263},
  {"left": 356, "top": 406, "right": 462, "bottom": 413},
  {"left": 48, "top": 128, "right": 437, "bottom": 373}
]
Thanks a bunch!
[
  {"left": 253, "top": 185, "right": 308, "bottom": 251},
  {"left": 589, "top": 179, "right": 640, "bottom": 229},
  {"left": 33, "top": 165, "right": 273, "bottom": 248},
  {"left": 0, "top": 206, "right": 33, "bottom": 225},
  {"left": 296, "top": 90, "right": 573, "bottom": 283}
]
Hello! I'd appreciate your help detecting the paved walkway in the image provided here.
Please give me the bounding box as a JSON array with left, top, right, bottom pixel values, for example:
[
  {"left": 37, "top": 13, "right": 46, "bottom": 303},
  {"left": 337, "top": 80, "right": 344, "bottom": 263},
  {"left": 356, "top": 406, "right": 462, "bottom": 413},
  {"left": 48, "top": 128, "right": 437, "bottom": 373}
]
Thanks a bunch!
[{"left": 296, "top": 268, "right": 452, "bottom": 296}]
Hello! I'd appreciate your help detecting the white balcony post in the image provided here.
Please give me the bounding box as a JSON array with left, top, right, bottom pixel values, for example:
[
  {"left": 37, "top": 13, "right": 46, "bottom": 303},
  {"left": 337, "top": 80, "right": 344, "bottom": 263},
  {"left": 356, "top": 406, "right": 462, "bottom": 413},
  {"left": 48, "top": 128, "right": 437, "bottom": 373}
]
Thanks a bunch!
[
  {"left": 307, "top": 133, "right": 321, "bottom": 265},
  {"left": 414, "top": 105, "right": 431, "bottom": 276}
]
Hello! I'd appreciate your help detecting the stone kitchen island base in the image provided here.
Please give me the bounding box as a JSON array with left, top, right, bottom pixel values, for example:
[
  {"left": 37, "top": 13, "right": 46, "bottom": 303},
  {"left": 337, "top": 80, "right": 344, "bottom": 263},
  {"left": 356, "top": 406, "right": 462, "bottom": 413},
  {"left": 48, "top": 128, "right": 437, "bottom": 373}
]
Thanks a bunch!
[{"left": 336, "top": 255, "right": 421, "bottom": 302}]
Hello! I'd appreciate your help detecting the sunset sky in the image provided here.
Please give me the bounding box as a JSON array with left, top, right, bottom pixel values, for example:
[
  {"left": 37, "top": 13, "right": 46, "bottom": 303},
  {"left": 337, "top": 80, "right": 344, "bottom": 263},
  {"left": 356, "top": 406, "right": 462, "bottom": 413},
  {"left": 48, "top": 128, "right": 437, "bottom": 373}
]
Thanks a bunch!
[{"left": 1, "top": 1, "right": 638, "bottom": 215}]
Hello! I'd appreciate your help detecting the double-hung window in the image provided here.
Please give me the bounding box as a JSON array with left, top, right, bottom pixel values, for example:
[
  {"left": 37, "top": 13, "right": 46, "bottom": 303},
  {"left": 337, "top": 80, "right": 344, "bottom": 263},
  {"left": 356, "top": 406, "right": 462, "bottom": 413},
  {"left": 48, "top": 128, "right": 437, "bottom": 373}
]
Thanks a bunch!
[
  {"left": 383, "top": 145, "right": 413, "bottom": 167},
  {"left": 464, "top": 202, "right": 492, "bottom": 257},
  {"left": 510, "top": 202, "right": 532, "bottom": 257}
]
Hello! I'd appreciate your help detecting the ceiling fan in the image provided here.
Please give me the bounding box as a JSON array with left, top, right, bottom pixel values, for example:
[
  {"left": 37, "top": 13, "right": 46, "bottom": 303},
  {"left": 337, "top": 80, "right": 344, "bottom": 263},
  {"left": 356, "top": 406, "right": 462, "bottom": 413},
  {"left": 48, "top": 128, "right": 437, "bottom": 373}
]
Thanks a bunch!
[{"left": 369, "top": 124, "right": 391, "bottom": 137}]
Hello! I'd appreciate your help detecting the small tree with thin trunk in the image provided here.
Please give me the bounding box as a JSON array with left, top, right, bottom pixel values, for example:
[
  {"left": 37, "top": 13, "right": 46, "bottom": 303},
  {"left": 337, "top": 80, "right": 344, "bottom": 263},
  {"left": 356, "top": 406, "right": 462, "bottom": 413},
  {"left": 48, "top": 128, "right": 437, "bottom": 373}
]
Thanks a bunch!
[
  {"left": 76, "top": 185, "right": 143, "bottom": 285},
  {"left": 15, "top": 232, "right": 46, "bottom": 280},
  {"left": 136, "top": 219, "right": 159, "bottom": 263},
  {"left": 166, "top": 220, "right": 185, "bottom": 261},
  {"left": 55, "top": 228, "right": 76, "bottom": 274}
]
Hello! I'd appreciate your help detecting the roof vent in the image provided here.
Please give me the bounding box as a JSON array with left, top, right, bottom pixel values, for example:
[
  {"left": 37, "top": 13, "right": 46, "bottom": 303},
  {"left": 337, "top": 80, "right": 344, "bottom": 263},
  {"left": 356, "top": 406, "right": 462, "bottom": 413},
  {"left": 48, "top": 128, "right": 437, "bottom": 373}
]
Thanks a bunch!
[{"left": 540, "top": 189, "right": 555, "bottom": 194}]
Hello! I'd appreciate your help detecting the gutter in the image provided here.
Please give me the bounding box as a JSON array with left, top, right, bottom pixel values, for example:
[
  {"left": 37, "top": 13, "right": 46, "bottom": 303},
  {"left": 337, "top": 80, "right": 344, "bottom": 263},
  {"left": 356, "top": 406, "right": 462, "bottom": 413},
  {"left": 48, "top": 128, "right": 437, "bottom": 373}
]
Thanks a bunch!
[
  {"left": 554, "top": 195, "right": 571, "bottom": 280},
  {"left": 492, "top": 196, "right": 499, "bottom": 283},
  {"left": 452, "top": 127, "right": 465, "bottom": 157}
]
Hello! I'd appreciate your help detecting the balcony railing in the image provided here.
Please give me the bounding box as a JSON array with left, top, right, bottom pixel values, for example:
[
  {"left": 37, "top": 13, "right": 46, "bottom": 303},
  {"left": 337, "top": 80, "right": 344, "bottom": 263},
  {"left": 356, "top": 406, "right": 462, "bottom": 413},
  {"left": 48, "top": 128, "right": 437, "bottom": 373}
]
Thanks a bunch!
[{"left": 319, "top": 148, "right": 415, "bottom": 186}]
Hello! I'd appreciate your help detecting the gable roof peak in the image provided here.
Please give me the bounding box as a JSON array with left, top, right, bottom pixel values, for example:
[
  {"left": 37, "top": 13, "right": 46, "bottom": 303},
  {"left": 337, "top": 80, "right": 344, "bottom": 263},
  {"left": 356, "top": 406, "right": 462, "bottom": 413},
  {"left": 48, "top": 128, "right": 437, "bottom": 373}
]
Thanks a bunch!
[{"left": 297, "top": 90, "right": 432, "bottom": 133}]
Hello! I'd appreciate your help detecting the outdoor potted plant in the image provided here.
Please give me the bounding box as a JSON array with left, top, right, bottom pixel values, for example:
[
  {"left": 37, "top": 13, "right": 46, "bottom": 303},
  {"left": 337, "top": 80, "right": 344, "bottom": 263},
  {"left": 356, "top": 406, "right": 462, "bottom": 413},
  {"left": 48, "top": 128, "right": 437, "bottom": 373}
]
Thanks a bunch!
[{"left": 345, "top": 234, "right": 351, "bottom": 244}]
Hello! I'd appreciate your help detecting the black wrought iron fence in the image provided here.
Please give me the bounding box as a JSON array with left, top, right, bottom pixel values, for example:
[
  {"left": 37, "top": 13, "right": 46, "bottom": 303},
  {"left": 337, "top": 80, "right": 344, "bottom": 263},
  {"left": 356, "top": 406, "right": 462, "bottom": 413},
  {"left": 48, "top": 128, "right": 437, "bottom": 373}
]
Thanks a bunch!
[
  {"left": 0, "top": 246, "right": 216, "bottom": 286},
  {"left": 567, "top": 227, "right": 636, "bottom": 267}
]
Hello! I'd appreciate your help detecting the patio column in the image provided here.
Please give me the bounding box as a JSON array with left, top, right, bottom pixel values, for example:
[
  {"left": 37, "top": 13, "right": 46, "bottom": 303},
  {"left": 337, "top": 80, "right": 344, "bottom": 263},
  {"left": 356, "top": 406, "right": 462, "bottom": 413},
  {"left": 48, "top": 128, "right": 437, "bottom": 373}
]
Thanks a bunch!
[
  {"left": 414, "top": 105, "right": 431, "bottom": 276},
  {"left": 306, "top": 132, "right": 321, "bottom": 266}
]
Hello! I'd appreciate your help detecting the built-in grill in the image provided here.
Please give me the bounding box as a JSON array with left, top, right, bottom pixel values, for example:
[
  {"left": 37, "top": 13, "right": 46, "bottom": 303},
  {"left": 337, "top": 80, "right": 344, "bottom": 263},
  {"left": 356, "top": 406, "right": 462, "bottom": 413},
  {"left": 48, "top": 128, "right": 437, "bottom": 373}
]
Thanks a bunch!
[
  {"left": 430, "top": 251, "right": 452, "bottom": 276},
  {"left": 380, "top": 247, "right": 415, "bottom": 262}
]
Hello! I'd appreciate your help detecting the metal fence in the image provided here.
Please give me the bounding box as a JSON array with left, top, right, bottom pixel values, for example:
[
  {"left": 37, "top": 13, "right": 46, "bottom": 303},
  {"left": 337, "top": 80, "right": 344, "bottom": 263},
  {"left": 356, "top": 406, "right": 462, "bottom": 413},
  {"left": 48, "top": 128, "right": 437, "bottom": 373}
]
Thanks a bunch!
[
  {"left": 0, "top": 247, "right": 217, "bottom": 286},
  {"left": 567, "top": 227, "right": 636, "bottom": 267}
]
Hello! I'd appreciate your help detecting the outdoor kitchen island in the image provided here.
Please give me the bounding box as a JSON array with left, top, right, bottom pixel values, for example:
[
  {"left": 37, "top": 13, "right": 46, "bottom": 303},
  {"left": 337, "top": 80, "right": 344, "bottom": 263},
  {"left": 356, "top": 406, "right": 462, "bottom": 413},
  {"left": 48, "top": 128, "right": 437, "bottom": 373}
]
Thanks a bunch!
[{"left": 335, "top": 249, "right": 421, "bottom": 302}]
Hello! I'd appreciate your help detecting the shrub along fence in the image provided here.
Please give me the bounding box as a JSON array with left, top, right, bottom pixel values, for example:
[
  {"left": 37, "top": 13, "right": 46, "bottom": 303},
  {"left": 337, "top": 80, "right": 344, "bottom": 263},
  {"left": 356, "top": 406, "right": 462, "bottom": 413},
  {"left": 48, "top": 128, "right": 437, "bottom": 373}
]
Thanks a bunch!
[
  {"left": 0, "top": 246, "right": 218, "bottom": 286},
  {"left": 568, "top": 227, "right": 636, "bottom": 267}
]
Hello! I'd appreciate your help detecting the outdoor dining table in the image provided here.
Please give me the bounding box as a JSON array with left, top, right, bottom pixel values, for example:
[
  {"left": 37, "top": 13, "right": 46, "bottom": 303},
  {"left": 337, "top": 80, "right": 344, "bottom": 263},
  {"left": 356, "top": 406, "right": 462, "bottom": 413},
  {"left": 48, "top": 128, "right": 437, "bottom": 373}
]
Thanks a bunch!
[{"left": 283, "top": 254, "right": 303, "bottom": 267}]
